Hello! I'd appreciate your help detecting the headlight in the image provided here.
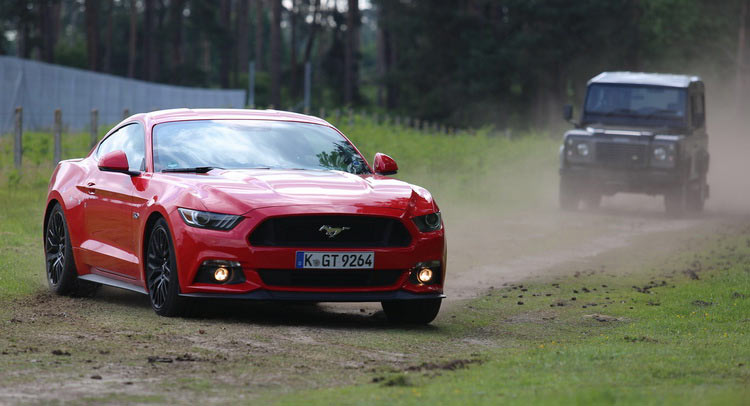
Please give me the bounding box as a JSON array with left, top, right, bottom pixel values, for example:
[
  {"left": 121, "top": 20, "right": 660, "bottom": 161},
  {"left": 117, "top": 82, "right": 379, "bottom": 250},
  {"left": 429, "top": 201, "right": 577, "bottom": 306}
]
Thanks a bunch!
[
  {"left": 653, "top": 146, "right": 667, "bottom": 161},
  {"left": 178, "top": 208, "right": 243, "bottom": 230},
  {"left": 576, "top": 142, "right": 590, "bottom": 157},
  {"left": 651, "top": 143, "right": 676, "bottom": 167},
  {"left": 412, "top": 212, "right": 442, "bottom": 232}
]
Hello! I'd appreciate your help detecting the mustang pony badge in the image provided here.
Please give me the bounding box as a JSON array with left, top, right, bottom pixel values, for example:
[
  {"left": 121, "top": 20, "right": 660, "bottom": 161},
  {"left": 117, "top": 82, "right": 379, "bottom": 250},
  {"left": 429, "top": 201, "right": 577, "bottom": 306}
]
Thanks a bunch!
[{"left": 319, "top": 225, "right": 350, "bottom": 238}]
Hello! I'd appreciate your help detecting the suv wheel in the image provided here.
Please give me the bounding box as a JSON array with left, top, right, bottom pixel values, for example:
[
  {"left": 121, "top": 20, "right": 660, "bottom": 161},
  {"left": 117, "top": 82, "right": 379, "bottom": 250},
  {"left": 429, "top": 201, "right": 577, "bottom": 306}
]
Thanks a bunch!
[
  {"left": 686, "top": 174, "right": 707, "bottom": 212},
  {"left": 559, "top": 175, "right": 579, "bottom": 211},
  {"left": 664, "top": 181, "right": 687, "bottom": 216}
]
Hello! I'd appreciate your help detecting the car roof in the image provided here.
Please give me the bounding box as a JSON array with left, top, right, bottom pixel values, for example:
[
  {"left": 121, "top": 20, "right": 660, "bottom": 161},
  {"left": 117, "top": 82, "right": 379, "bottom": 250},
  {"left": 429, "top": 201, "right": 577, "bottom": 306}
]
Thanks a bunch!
[
  {"left": 131, "top": 108, "right": 331, "bottom": 127},
  {"left": 588, "top": 72, "right": 701, "bottom": 88}
]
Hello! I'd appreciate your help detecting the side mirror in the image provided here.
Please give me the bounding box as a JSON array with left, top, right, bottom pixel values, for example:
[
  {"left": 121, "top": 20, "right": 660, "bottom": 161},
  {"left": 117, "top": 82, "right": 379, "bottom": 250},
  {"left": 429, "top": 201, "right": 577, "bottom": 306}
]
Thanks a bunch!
[
  {"left": 373, "top": 152, "right": 398, "bottom": 176},
  {"left": 563, "top": 104, "right": 574, "bottom": 121},
  {"left": 98, "top": 150, "right": 140, "bottom": 176}
]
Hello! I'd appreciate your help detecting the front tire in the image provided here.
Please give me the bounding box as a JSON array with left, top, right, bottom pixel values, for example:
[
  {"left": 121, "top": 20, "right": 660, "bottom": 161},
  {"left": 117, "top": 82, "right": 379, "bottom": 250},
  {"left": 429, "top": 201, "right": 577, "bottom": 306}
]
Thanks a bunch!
[
  {"left": 146, "top": 218, "right": 186, "bottom": 317},
  {"left": 664, "top": 180, "right": 687, "bottom": 216},
  {"left": 686, "top": 174, "right": 707, "bottom": 212},
  {"left": 381, "top": 299, "right": 442, "bottom": 325},
  {"left": 45, "top": 203, "right": 99, "bottom": 297},
  {"left": 559, "top": 175, "right": 579, "bottom": 211}
]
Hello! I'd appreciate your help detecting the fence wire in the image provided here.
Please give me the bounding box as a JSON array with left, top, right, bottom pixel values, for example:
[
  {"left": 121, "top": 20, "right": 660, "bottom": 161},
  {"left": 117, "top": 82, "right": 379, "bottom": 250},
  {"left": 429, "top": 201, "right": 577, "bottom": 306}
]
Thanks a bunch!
[{"left": 1, "top": 56, "right": 246, "bottom": 133}]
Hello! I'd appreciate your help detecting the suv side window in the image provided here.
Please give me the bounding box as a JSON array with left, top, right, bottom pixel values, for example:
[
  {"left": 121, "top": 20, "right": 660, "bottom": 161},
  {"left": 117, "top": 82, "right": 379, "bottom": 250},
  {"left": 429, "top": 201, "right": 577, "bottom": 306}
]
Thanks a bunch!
[
  {"left": 96, "top": 123, "right": 146, "bottom": 171},
  {"left": 691, "top": 93, "right": 705, "bottom": 128}
]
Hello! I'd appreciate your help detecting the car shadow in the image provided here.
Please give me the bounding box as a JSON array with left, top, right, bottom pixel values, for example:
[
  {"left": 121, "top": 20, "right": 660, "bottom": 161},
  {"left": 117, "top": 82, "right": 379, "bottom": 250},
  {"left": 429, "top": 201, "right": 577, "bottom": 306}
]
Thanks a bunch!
[{"left": 90, "top": 286, "right": 441, "bottom": 332}]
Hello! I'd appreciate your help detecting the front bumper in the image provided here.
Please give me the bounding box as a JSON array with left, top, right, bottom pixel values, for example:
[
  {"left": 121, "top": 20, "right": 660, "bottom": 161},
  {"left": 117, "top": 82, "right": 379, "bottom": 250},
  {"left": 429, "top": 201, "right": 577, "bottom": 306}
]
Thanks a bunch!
[
  {"left": 560, "top": 165, "right": 679, "bottom": 194},
  {"left": 179, "top": 290, "right": 445, "bottom": 302},
  {"left": 168, "top": 204, "right": 446, "bottom": 300}
]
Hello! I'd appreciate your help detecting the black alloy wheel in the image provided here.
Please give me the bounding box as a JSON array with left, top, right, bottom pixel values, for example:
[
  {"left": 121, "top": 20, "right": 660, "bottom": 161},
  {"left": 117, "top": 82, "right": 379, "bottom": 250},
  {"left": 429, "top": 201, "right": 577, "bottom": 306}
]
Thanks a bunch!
[
  {"left": 146, "top": 218, "right": 185, "bottom": 316},
  {"left": 45, "top": 210, "right": 67, "bottom": 287},
  {"left": 45, "top": 203, "right": 99, "bottom": 296}
]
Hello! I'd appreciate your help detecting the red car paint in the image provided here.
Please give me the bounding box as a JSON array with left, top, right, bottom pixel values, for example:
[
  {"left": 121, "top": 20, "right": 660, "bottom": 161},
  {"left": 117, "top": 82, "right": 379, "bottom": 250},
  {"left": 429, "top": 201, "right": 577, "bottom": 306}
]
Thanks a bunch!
[{"left": 45, "top": 109, "right": 445, "bottom": 303}]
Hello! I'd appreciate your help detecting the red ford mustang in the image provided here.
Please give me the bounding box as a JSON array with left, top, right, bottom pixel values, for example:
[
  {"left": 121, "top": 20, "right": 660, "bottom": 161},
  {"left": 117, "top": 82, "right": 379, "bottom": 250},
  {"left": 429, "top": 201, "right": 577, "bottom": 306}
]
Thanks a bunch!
[{"left": 44, "top": 109, "right": 445, "bottom": 324}]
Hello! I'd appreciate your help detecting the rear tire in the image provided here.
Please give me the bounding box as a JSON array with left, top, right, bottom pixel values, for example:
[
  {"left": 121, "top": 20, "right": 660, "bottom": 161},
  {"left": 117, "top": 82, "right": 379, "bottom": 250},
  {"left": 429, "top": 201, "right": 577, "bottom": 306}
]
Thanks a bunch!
[
  {"left": 146, "top": 219, "right": 186, "bottom": 317},
  {"left": 45, "top": 203, "right": 99, "bottom": 297},
  {"left": 686, "top": 174, "right": 707, "bottom": 212},
  {"left": 559, "top": 175, "right": 579, "bottom": 211},
  {"left": 381, "top": 299, "right": 441, "bottom": 325}
]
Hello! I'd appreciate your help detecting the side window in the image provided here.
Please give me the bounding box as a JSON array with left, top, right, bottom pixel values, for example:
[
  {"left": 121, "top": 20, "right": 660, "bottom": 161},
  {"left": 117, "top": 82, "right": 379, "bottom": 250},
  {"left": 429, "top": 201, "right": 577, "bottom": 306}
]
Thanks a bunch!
[
  {"left": 96, "top": 123, "right": 145, "bottom": 171},
  {"left": 123, "top": 124, "right": 146, "bottom": 171}
]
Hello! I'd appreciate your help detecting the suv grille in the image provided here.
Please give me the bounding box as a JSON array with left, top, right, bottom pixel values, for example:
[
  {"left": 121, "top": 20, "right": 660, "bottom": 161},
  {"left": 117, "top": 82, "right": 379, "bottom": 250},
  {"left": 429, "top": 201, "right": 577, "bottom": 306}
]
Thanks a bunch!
[
  {"left": 249, "top": 215, "right": 412, "bottom": 247},
  {"left": 595, "top": 142, "right": 648, "bottom": 167},
  {"left": 257, "top": 269, "right": 404, "bottom": 288}
]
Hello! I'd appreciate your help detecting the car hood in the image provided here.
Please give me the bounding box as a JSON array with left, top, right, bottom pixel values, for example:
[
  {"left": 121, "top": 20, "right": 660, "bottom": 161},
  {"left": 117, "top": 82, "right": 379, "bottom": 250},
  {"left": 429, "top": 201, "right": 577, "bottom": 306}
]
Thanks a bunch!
[{"left": 163, "top": 169, "right": 435, "bottom": 216}]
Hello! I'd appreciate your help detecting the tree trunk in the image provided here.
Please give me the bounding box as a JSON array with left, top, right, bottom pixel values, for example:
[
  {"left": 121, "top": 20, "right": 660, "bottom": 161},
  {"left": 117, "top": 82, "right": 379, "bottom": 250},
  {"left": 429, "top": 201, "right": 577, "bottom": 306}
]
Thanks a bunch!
[
  {"left": 344, "top": 0, "right": 360, "bottom": 105},
  {"left": 737, "top": 0, "right": 749, "bottom": 115},
  {"left": 237, "top": 0, "right": 250, "bottom": 82},
  {"left": 143, "top": 0, "right": 155, "bottom": 80},
  {"left": 219, "top": 0, "right": 232, "bottom": 88},
  {"left": 303, "top": 0, "right": 320, "bottom": 63},
  {"left": 290, "top": 0, "right": 298, "bottom": 99},
  {"left": 103, "top": 0, "right": 114, "bottom": 73},
  {"left": 169, "top": 0, "right": 186, "bottom": 73},
  {"left": 38, "top": 0, "right": 61, "bottom": 63},
  {"left": 255, "top": 0, "right": 265, "bottom": 71},
  {"left": 270, "top": 0, "right": 282, "bottom": 107},
  {"left": 128, "top": 0, "right": 137, "bottom": 78},
  {"left": 376, "top": 3, "right": 387, "bottom": 108},
  {"left": 84, "top": 0, "right": 100, "bottom": 71}
]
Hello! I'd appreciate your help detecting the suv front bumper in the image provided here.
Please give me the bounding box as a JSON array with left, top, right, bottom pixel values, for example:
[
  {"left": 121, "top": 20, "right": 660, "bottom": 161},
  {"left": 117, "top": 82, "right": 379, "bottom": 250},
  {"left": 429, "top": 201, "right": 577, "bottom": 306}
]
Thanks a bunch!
[{"left": 560, "top": 165, "right": 680, "bottom": 195}]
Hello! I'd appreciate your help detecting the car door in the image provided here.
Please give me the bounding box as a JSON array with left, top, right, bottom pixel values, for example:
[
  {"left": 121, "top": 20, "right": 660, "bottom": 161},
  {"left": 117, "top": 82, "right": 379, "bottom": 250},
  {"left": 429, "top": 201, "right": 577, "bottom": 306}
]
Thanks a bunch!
[{"left": 81, "top": 123, "right": 146, "bottom": 280}]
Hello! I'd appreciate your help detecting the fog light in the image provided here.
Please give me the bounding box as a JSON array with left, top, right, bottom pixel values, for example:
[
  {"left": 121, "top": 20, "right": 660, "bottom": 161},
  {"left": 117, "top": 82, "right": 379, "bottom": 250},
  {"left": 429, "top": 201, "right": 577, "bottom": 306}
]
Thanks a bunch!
[
  {"left": 214, "top": 267, "right": 230, "bottom": 282},
  {"left": 195, "top": 260, "right": 244, "bottom": 284},
  {"left": 417, "top": 267, "right": 433, "bottom": 283}
]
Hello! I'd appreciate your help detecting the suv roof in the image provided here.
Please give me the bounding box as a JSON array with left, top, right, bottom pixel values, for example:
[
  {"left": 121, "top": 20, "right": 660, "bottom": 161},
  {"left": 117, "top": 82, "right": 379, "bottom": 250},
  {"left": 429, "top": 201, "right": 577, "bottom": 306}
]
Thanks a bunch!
[{"left": 589, "top": 72, "right": 701, "bottom": 88}]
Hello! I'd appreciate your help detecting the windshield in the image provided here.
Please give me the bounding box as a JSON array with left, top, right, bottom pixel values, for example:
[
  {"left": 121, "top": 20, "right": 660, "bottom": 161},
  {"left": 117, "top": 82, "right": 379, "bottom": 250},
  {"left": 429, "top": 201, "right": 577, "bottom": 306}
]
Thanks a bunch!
[
  {"left": 152, "top": 120, "right": 370, "bottom": 174},
  {"left": 584, "top": 84, "right": 687, "bottom": 119}
]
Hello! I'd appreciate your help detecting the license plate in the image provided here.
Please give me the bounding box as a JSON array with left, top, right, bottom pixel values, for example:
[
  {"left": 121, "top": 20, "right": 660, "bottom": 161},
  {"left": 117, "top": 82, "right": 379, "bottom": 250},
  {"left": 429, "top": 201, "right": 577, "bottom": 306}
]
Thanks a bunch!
[{"left": 295, "top": 251, "right": 374, "bottom": 269}]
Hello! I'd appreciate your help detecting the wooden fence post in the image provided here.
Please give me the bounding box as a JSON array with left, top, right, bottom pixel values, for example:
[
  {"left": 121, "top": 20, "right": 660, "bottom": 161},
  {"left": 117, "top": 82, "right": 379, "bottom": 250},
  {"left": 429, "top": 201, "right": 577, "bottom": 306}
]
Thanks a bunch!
[
  {"left": 123, "top": 109, "right": 130, "bottom": 120},
  {"left": 14, "top": 107, "right": 22, "bottom": 169},
  {"left": 319, "top": 107, "right": 326, "bottom": 119},
  {"left": 53, "top": 109, "right": 62, "bottom": 165},
  {"left": 347, "top": 108, "right": 354, "bottom": 126},
  {"left": 90, "top": 109, "right": 98, "bottom": 148}
]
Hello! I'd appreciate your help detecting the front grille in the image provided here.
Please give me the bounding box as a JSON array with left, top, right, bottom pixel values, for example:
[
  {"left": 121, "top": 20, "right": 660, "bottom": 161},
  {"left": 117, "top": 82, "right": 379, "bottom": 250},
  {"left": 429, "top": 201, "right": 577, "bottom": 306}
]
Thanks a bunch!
[
  {"left": 595, "top": 142, "right": 648, "bottom": 167},
  {"left": 249, "top": 215, "right": 412, "bottom": 247},
  {"left": 257, "top": 269, "right": 404, "bottom": 288}
]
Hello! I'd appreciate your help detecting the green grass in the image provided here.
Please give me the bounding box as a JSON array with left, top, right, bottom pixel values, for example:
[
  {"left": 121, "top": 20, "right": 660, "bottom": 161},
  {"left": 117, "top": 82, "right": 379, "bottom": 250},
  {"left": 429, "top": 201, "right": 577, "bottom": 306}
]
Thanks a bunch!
[{"left": 267, "top": 234, "right": 750, "bottom": 406}]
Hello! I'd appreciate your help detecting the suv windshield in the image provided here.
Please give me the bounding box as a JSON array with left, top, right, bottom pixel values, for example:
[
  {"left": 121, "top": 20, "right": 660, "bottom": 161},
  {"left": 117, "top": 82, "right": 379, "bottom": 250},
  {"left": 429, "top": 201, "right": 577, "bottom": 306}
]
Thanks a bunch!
[
  {"left": 152, "top": 120, "right": 370, "bottom": 174},
  {"left": 584, "top": 84, "right": 687, "bottom": 120}
]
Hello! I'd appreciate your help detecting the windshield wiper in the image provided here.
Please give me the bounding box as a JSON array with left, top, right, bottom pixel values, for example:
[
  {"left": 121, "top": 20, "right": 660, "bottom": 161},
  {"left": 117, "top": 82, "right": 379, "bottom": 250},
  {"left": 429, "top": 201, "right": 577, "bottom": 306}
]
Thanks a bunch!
[{"left": 162, "top": 166, "right": 221, "bottom": 173}]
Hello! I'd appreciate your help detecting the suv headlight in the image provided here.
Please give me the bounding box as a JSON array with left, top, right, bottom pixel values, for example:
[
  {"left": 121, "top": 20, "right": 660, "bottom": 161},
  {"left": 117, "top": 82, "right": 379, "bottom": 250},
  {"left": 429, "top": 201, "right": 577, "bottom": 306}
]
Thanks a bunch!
[
  {"left": 178, "top": 208, "right": 243, "bottom": 230},
  {"left": 576, "top": 142, "right": 590, "bottom": 157},
  {"left": 565, "top": 138, "right": 593, "bottom": 162},
  {"left": 651, "top": 143, "right": 676, "bottom": 167},
  {"left": 653, "top": 146, "right": 667, "bottom": 161},
  {"left": 412, "top": 212, "right": 442, "bottom": 232}
]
